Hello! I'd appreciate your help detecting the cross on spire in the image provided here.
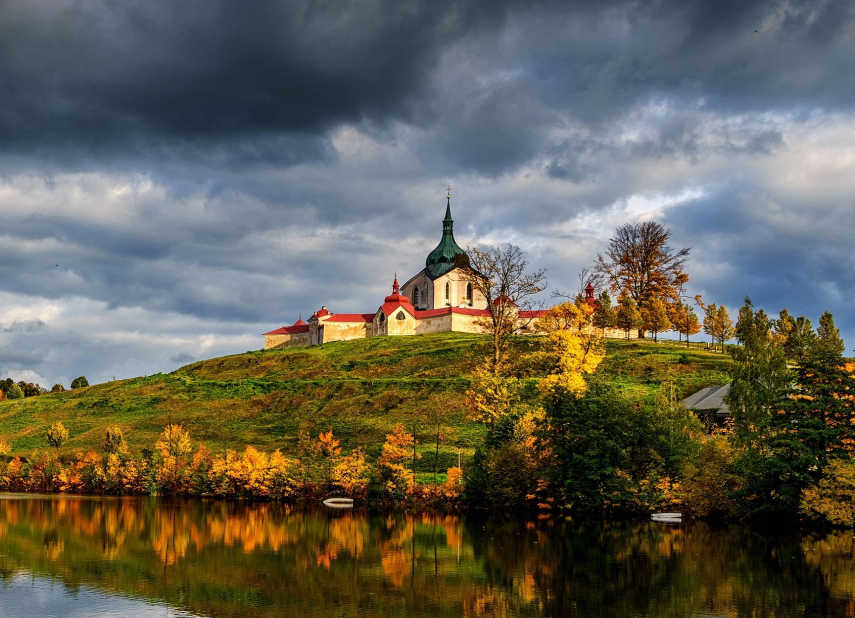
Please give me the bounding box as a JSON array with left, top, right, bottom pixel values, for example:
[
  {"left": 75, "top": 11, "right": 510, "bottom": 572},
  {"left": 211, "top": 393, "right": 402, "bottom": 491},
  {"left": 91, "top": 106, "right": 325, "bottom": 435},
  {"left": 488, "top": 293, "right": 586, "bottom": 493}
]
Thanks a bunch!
[{"left": 446, "top": 186, "right": 451, "bottom": 199}]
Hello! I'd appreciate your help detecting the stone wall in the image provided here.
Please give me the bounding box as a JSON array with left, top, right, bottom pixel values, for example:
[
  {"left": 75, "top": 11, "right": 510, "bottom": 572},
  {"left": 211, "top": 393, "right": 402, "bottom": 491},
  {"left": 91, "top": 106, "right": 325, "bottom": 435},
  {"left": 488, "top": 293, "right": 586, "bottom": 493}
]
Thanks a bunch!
[
  {"left": 322, "top": 322, "right": 371, "bottom": 343},
  {"left": 264, "top": 331, "right": 311, "bottom": 349},
  {"left": 415, "top": 313, "right": 453, "bottom": 335}
]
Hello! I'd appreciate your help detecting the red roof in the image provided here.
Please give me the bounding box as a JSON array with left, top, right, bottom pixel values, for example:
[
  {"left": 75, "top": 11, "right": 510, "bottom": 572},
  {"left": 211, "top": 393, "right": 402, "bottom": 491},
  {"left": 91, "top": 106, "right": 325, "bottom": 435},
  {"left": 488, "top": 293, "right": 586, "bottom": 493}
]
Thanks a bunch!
[
  {"left": 519, "top": 310, "right": 548, "bottom": 318},
  {"left": 263, "top": 323, "right": 310, "bottom": 335},
  {"left": 325, "top": 313, "right": 375, "bottom": 323},
  {"left": 313, "top": 306, "right": 331, "bottom": 318},
  {"left": 380, "top": 301, "right": 415, "bottom": 317},
  {"left": 492, "top": 295, "right": 517, "bottom": 307},
  {"left": 414, "top": 307, "right": 491, "bottom": 318}
]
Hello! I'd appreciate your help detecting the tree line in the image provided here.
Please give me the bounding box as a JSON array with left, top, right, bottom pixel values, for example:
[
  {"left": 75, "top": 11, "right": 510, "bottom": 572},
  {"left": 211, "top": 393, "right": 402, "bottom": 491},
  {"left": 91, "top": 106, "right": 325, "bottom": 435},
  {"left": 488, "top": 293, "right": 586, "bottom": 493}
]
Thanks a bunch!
[
  {"left": 0, "top": 220, "right": 849, "bottom": 526},
  {"left": 0, "top": 376, "right": 88, "bottom": 400}
]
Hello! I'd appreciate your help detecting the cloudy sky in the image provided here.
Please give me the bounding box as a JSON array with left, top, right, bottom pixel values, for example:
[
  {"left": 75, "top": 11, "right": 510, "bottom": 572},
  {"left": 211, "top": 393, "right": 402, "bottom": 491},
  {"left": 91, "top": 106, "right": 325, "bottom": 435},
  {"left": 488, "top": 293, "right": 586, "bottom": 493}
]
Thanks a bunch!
[{"left": 0, "top": 0, "right": 852, "bottom": 387}]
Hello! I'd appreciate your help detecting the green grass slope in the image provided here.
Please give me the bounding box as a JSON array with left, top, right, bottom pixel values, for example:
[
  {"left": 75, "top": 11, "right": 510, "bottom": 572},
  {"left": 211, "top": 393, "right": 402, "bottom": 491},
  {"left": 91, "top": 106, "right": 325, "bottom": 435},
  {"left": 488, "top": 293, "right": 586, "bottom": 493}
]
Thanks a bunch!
[{"left": 0, "top": 333, "right": 731, "bottom": 468}]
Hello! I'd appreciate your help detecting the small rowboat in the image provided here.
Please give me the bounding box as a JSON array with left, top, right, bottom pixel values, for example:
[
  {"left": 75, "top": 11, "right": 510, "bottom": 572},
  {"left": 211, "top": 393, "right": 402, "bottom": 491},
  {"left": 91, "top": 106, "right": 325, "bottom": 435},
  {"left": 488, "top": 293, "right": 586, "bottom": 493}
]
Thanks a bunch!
[
  {"left": 322, "top": 497, "right": 354, "bottom": 509},
  {"left": 651, "top": 512, "right": 682, "bottom": 524}
]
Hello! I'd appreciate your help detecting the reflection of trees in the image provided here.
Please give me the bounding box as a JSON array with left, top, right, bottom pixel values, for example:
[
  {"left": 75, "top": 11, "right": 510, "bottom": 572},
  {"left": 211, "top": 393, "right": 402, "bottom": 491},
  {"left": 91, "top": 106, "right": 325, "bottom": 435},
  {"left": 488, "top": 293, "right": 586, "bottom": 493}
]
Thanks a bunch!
[{"left": 0, "top": 498, "right": 849, "bottom": 617}]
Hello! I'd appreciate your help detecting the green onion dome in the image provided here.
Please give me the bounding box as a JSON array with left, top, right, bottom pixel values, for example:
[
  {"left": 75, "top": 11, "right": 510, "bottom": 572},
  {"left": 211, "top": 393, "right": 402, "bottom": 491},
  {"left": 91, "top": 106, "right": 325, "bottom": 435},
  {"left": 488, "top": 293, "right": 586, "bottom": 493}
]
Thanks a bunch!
[{"left": 425, "top": 197, "right": 467, "bottom": 279}]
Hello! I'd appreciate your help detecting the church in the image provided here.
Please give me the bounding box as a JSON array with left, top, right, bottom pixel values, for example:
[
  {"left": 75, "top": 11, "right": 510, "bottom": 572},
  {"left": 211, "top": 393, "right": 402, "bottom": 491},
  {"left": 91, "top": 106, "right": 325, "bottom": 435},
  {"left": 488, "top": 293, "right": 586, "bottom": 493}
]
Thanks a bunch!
[{"left": 262, "top": 192, "right": 551, "bottom": 349}]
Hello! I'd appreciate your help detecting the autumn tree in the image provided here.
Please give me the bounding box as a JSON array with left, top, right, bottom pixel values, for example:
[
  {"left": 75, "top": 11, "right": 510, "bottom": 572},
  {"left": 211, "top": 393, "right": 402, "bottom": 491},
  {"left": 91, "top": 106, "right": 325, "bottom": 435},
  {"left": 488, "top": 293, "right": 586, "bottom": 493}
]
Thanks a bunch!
[
  {"left": 702, "top": 304, "right": 735, "bottom": 351},
  {"left": 378, "top": 423, "right": 419, "bottom": 495},
  {"left": 772, "top": 309, "right": 795, "bottom": 346},
  {"left": 330, "top": 448, "right": 371, "bottom": 497},
  {"left": 103, "top": 426, "right": 127, "bottom": 455},
  {"left": 460, "top": 243, "right": 546, "bottom": 370},
  {"left": 592, "top": 221, "right": 690, "bottom": 337},
  {"left": 156, "top": 424, "right": 192, "bottom": 490},
  {"left": 317, "top": 427, "right": 342, "bottom": 487},
  {"left": 672, "top": 301, "right": 701, "bottom": 346},
  {"left": 537, "top": 302, "right": 605, "bottom": 401},
  {"left": 641, "top": 298, "right": 671, "bottom": 343},
  {"left": 616, "top": 295, "right": 643, "bottom": 339},
  {"left": 591, "top": 291, "right": 616, "bottom": 336},
  {"left": 47, "top": 421, "right": 69, "bottom": 457}
]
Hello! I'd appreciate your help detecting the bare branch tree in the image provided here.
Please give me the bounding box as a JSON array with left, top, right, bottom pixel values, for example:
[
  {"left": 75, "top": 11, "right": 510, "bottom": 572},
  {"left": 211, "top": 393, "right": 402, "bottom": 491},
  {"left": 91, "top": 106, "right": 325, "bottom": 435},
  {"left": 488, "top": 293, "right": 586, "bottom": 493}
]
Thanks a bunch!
[{"left": 460, "top": 244, "right": 546, "bottom": 369}]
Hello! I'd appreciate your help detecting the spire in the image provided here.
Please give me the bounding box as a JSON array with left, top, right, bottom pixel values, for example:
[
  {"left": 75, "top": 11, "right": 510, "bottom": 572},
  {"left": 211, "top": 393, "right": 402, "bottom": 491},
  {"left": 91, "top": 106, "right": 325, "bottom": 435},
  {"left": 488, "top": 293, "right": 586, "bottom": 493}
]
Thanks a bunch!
[
  {"left": 392, "top": 273, "right": 400, "bottom": 295},
  {"left": 425, "top": 188, "right": 467, "bottom": 279}
]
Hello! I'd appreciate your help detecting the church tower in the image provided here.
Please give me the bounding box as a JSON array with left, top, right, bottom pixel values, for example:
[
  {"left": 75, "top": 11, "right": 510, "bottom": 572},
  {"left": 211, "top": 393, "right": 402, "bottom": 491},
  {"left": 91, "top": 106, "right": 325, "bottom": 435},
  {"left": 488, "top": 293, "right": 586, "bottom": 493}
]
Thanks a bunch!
[{"left": 399, "top": 190, "right": 485, "bottom": 310}]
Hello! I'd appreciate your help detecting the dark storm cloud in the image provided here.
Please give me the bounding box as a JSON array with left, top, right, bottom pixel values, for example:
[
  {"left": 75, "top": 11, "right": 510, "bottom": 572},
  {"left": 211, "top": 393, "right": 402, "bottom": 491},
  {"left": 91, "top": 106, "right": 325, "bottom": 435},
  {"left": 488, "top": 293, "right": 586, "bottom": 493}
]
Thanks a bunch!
[
  {"left": 664, "top": 184, "right": 855, "bottom": 346},
  {"left": 0, "top": 0, "right": 510, "bottom": 169},
  {"left": 0, "top": 0, "right": 852, "bottom": 384},
  {"left": 0, "top": 0, "right": 850, "bottom": 178}
]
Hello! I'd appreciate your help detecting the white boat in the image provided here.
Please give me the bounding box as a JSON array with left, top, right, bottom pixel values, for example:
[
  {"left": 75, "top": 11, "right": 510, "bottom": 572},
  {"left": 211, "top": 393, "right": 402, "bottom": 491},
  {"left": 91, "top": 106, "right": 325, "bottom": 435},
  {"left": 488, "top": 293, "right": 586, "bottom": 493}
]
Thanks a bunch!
[
  {"left": 651, "top": 512, "right": 682, "bottom": 523},
  {"left": 322, "top": 497, "right": 354, "bottom": 509}
]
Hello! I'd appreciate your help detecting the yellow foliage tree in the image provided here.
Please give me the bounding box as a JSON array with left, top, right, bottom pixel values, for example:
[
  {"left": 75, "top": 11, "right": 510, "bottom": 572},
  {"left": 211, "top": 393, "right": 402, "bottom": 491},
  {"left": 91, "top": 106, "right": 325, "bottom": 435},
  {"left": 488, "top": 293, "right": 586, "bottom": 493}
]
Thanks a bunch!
[
  {"left": 465, "top": 359, "right": 521, "bottom": 425},
  {"left": 537, "top": 302, "right": 604, "bottom": 401},
  {"left": 155, "top": 424, "right": 192, "bottom": 492},
  {"left": 800, "top": 457, "right": 855, "bottom": 527},
  {"left": 331, "top": 448, "right": 371, "bottom": 497}
]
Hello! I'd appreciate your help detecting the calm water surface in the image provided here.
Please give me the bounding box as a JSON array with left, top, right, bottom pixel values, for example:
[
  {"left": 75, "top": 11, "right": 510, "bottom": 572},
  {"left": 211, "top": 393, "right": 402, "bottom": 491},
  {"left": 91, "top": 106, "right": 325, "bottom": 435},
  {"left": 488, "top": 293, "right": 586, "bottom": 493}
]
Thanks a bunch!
[{"left": 0, "top": 494, "right": 851, "bottom": 617}]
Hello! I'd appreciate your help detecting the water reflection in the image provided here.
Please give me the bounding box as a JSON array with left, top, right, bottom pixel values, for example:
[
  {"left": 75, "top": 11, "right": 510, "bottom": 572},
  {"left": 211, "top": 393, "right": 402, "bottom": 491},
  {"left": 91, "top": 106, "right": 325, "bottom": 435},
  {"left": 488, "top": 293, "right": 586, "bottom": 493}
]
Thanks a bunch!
[{"left": 0, "top": 495, "right": 851, "bottom": 617}]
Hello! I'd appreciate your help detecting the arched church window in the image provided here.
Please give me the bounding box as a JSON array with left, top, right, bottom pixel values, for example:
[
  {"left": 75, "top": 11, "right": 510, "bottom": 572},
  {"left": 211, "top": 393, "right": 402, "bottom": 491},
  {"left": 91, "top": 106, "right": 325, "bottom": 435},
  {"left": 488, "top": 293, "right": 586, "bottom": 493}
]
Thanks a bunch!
[
  {"left": 445, "top": 282, "right": 450, "bottom": 302},
  {"left": 466, "top": 283, "right": 473, "bottom": 304},
  {"left": 413, "top": 286, "right": 420, "bottom": 305},
  {"left": 396, "top": 312, "right": 406, "bottom": 320},
  {"left": 380, "top": 313, "right": 385, "bottom": 322}
]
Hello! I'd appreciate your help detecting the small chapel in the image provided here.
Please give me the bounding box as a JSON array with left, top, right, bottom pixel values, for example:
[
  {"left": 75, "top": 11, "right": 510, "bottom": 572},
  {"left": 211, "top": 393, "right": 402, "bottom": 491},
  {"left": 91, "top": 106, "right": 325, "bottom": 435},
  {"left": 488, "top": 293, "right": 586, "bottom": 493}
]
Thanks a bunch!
[{"left": 262, "top": 192, "right": 552, "bottom": 349}]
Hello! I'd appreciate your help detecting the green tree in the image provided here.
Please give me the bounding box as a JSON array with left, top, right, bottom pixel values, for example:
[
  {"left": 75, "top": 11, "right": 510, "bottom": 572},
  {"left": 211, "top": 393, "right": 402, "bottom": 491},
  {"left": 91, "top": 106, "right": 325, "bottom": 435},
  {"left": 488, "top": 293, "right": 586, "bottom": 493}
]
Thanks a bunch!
[
  {"left": 50, "top": 383, "right": 66, "bottom": 393},
  {"left": 71, "top": 376, "right": 89, "bottom": 389},
  {"left": 783, "top": 316, "right": 817, "bottom": 364},
  {"left": 715, "top": 305, "right": 736, "bottom": 349},
  {"left": 727, "top": 298, "right": 792, "bottom": 445},
  {"left": 641, "top": 298, "right": 671, "bottom": 342},
  {"left": 812, "top": 311, "right": 845, "bottom": 359},
  {"left": 772, "top": 308, "right": 795, "bottom": 346},
  {"left": 47, "top": 421, "right": 69, "bottom": 457},
  {"left": 703, "top": 304, "right": 735, "bottom": 351},
  {"left": 616, "top": 295, "right": 643, "bottom": 339},
  {"left": 742, "top": 358, "right": 855, "bottom": 519},
  {"left": 5, "top": 383, "right": 24, "bottom": 400},
  {"left": 591, "top": 291, "right": 616, "bottom": 336},
  {"left": 544, "top": 381, "right": 633, "bottom": 513}
]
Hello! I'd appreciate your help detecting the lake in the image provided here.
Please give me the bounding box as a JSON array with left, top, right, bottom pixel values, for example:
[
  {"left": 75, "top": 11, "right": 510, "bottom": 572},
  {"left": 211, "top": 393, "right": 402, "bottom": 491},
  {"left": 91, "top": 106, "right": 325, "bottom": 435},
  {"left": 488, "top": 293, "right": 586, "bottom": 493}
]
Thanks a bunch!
[{"left": 0, "top": 494, "right": 851, "bottom": 617}]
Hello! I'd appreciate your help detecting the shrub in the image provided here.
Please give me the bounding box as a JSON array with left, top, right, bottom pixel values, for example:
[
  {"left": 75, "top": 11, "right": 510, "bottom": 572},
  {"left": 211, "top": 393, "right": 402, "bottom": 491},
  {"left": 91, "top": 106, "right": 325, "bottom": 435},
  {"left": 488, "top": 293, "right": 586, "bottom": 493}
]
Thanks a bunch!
[
  {"left": 680, "top": 436, "right": 742, "bottom": 519},
  {"left": 800, "top": 458, "right": 855, "bottom": 527}
]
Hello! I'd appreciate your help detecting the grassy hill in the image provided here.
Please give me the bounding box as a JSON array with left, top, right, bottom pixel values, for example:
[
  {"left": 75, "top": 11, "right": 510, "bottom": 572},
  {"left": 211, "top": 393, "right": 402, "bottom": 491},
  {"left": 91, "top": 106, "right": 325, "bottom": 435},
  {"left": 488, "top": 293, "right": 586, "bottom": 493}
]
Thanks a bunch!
[{"left": 0, "top": 333, "right": 732, "bottom": 470}]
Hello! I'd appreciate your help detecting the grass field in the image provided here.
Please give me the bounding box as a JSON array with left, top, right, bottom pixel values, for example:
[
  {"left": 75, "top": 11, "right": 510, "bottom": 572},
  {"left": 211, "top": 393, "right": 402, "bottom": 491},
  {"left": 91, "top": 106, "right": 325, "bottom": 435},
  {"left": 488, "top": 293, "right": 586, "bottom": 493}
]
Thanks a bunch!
[{"left": 0, "top": 332, "right": 732, "bottom": 470}]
